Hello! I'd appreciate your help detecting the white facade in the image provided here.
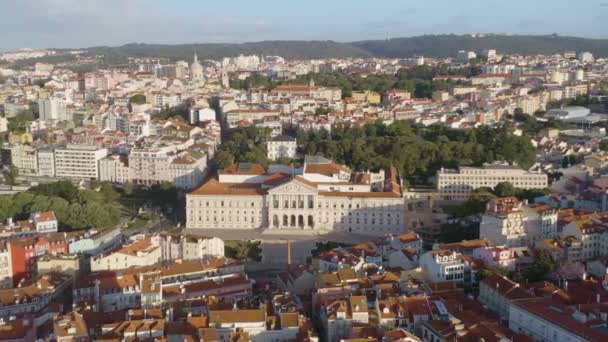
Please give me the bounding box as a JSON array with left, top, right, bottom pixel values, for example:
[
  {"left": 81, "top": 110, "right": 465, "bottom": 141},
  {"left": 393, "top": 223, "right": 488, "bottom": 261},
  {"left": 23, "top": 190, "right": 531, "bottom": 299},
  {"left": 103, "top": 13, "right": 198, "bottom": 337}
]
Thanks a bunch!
[
  {"left": 187, "top": 163, "right": 404, "bottom": 235},
  {"left": 0, "top": 245, "right": 12, "bottom": 289},
  {"left": 509, "top": 301, "right": 602, "bottom": 342},
  {"left": 54, "top": 145, "right": 108, "bottom": 180},
  {"left": 419, "top": 250, "right": 465, "bottom": 283},
  {"left": 9, "top": 144, "right": 38, "bottom": 175},
  {"left": 37, "top": 148, "right": 55, "bottom": 177},
  {"left": 156, "top": 234, "right": 224, "bottom": 261},
  {"left": 99, "top": 155, "right": 130, "bottom": 183},
  {"left": 436, "top": 163, "right": 548, "bottom": 201},
  {"left": 267, "top": 136, "right": 297, "bottom": 161},
  {"left": 38, "top": 97, "right": 68, "bottom": 122},
  {"left": 90, "top": 238, "right": 161, "bottom": 271}
]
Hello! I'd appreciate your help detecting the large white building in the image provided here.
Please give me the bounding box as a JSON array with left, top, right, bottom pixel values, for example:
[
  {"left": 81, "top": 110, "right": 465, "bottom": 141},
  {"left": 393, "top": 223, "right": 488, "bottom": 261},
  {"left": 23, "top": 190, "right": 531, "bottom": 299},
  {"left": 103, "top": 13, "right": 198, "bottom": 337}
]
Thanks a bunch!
[
  {"left": 186, "top": 157, "right": 405, "bottom": 235},
  {"left": 54, "top": 144, "right": 108, "bottom": 180},
  {"left": 436, "top": 163, "right": 548, "bottom": 201},
  {"left": 266, "top": 135, "right": 297, "bottom": 161}
]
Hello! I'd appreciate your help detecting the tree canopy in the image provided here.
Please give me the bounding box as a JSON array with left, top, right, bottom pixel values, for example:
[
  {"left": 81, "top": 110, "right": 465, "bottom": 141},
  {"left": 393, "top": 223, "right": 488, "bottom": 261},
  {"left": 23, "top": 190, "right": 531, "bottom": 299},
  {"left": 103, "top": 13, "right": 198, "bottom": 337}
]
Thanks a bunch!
[
  {"left": 296, "top": 121, "right": 537, "bottom": 185},
  {"left": 0, "top": 181, "right": 123, "bottom": 230}
]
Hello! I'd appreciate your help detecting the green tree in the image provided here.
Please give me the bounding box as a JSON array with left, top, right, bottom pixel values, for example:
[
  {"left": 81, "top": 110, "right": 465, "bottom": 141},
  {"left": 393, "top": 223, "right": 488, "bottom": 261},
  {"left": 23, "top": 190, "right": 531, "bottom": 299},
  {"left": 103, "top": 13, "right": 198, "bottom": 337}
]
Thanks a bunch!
[
  {"left": 213, "top": 150, "right": 235, "bottom": 170},
  {"left": 600, "top": 140, "right": 608, "bottom": 152},
  {"left": 3, "top": 166, "right": 19, "bottom": 185},
  {"left": 494, "top": 182, "right": 517, "bottom": 198},
  {"left": 519, "top": 249, "right": 554, "bottom": 282},
  {"left": 475, "top": 267, "right": 510, "bottom": 282},
  {"left": 123, "top": 181, "right": 134, "bottom": 196}
]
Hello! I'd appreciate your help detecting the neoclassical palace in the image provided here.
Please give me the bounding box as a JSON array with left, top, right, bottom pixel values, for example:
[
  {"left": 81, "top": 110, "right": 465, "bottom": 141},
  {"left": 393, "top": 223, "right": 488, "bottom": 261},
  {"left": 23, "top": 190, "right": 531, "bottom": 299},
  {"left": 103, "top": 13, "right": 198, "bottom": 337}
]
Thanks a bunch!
[{"left": 186, "top": 157, "right": 406, "bottom": 235}]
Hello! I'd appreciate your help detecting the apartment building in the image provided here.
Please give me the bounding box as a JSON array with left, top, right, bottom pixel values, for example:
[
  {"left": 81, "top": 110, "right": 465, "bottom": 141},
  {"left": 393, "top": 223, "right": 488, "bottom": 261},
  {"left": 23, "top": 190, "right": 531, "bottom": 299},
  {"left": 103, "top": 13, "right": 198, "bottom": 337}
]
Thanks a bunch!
[
  {"left": 37, "top": 148, "right": 55, "bottom": 177},
  {"left": 90, "top": 238, "right": 161, "bottom": 271},
  {"left": 419, "top": 250, "right": 467, "bottom": 283},
  {"left": 54, "top": 144, "right": 108, "bottom": 180},
  {"left": 509, "top": 298, "right": 607, "bottom": 342},
  {"left": 0, "top": 273, "right": 72, "bottom": 319},
  {"left": 99, "top": 154, "right": 130, "bottom": 183},
  {"left": 8, "top": 144, "right": 38, "bottom": 175},
  {"left": 155, "top": 233, "right": 224, "bottom": 261},
  {"left": 480, "top": 197, "right": 529, "bottom": 247},
  {"left": 0, "top": 242, "right": 12, "bottom": 289},
  {"left": 436, "top": 163, "right": 548, "bottom": 201}
]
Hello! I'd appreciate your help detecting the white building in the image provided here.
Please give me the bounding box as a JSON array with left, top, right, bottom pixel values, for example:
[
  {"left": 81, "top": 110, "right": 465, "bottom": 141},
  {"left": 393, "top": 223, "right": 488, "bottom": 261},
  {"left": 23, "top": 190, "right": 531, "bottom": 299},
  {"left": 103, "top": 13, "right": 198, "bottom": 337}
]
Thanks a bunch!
[
  {"left": 419, "top": 250, "right": 466, "bottom": 283},
  {"left": 155, "top": 233, "right": 224, "bottom": 261},
  {"left": 90, "top": 238, "right": 161, "bottom": 271},
  {"left": 38, "top": 97, "right": 68, "bottom": 122},
  {"left": 98, "top": 154, "right": 130, "bottom": 184},
  {"left": 436, "top": 163, "right": 548, "bottom": 201},
  {"left": 509, "top": 299, "right": 606, "bottom": 342},
  {"left": 480, "top": 197, "right": 528, "bottom": 248},
  {"left": 37, "top": 148, "right": 55, "bottom": 177},
  {"left": 54, "top": 144, "right": 108, "bottom": 180},
  {"left": 266, "top": 135, "right": 297, "bottom": 161},
  {"left": 187, "top": 159, "right": 405, "bottom": 235},
  {"left": 0, "top": 242, "right": 12, "bottom": 289},
  {"left": 8, "top": 144, "right": 38, "bottom": 175},
  {"left": 577, "top": 51, "right": 594, "bottom": 64},
  {"left": 30, "top": 211, "right": 58, "bottom": 234}
]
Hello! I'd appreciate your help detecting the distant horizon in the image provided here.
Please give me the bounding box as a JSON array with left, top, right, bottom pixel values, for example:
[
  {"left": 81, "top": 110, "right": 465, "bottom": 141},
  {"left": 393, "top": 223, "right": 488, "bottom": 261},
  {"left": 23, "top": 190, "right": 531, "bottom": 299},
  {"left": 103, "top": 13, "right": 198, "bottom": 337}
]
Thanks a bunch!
[
  {"left": 4, "top": 33, "right": 608, "bottom": 52},
  {"left": 2, "top": 0, "right": 607, "bottom": 50}
]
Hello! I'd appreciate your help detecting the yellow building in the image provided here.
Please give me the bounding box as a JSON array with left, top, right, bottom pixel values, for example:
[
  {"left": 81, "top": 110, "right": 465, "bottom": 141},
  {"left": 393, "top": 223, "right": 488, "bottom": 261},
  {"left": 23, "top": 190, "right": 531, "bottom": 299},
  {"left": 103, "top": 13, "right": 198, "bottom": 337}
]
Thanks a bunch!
[
  {"left": 8, "top": 132, "right": 33, "bottom": 145},
  {"left": 351, "top": 91, "right": 381, "bottom": 104}
]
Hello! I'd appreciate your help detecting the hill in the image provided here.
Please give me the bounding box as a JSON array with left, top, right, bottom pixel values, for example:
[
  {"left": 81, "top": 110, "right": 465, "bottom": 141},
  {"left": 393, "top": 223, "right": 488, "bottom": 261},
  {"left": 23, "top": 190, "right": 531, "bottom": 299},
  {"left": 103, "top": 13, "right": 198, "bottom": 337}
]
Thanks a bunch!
[
  {"left": 85, "top": 41, "right": 371, "bottom": 64},
  {"left": 353, "top": 34, "right": 608, "bottom": 58},
  {"left": 7, "top": 35, "right": 608, "bottom": 69}
]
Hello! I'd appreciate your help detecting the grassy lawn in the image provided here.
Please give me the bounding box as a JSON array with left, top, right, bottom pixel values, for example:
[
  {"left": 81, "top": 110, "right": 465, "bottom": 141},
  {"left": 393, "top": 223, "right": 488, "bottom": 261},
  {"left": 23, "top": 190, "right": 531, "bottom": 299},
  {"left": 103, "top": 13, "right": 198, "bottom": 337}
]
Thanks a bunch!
[{"left": 125, "top": 212, "right": 160, "bottom": 230}]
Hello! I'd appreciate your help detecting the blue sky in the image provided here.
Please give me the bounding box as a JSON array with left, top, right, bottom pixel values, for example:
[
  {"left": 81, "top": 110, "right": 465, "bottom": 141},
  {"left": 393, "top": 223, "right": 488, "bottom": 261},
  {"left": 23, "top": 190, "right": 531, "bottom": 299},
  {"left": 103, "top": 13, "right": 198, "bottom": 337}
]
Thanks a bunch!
[{"left": 1, "top": 0, "right": 607, "bottom": 49}]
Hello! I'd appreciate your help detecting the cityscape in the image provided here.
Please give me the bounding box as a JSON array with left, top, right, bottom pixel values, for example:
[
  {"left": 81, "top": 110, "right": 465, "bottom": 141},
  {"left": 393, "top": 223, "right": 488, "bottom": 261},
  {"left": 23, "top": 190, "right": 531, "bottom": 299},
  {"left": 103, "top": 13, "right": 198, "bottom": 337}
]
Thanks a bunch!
[{"left": 2, "top": 2, "right": 608, "bottom": 342}]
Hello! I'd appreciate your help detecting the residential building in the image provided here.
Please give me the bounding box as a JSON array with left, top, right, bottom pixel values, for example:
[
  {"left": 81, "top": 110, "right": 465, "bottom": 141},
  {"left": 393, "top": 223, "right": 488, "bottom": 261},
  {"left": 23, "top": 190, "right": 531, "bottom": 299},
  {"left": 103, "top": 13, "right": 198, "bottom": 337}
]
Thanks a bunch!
[
  {"left": 509, "top": 298, "right": 608, "bottom": 342},
  {"left": 479, "top": 197, "right": 528, "bottom": 247},
  {"left": 0, "top": 242, "right": 12, "bottom": 289},
  {"left": 155, "top": 233, "right": 224, "bottom": 261},
  {"left": 29, "top": 211, "right": 58, "bottom": 234},
  {"left": 419, "top": 250, "right": 466, "bottom": 283},
  {"left": 0, "top": 273, "right": 72, "bottom": 319},
  {"left": 478, "top": 274, "right": 535, "bottom": 321},
  {"left": 54, "top": 312, "right": 89, "bottom": 342},
  {"left": 54, "top": 144, "right": 108, "bottom": 180},
  {"left": 90, "top": 238, "right": 161, "bottom": 271}
]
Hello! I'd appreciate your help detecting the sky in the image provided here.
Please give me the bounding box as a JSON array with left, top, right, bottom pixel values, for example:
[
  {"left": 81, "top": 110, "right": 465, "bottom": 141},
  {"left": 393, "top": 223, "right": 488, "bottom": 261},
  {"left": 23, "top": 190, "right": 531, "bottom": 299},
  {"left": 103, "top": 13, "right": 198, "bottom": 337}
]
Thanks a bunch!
[{"left": 1, "top": 0, "right": 608, "bottom": 50}]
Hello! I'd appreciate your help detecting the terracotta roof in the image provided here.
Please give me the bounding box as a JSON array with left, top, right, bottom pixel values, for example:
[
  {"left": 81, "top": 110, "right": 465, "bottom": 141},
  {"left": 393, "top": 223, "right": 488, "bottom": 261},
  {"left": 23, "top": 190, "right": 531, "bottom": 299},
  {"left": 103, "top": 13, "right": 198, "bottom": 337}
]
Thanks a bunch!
[
  {"left": 33, "top": 211, "right": 57, "bottom": 223},
  {"left": 191, "top": 179, "right": 266, "bottom": 196},
  {"left": 221, "top": 163, "right": 266, "bottom": 176},
  {"left": 208, "top": 309, "right": 265, "bottom": 324}
]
